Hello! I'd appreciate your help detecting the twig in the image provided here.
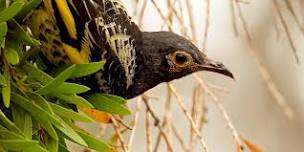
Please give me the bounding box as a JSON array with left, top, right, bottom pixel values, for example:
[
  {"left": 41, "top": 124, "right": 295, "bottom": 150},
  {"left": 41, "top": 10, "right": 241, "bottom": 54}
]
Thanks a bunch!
[
  {"left": 202, "top": 0, "right": 211, "bottom": 50},
  {"left": 185, "top": 0, "right": 197, "bottom": 43},
  {"left": 273, "top": 0, "right": 300, "bottom": 63},
  {"left": 142, "top": 95, "right": 174, "bottom": 152},
  {"left": 171, "top": 123, "right": 188, "bottom": 151},
  {"left": 128, "top": 98, "right": 142, "bottom": 152},
  {"left": 145, "top": 109, "right": 153, "bottom": 152},
  {"left": 193, "top": 74, "right": 244, "bottom": 150},
  {"left": 168, "top": 83, "right": 209, "bottom": 152},
  {"left": 111, "top": 116, "right": 128, "bottom": 152}
]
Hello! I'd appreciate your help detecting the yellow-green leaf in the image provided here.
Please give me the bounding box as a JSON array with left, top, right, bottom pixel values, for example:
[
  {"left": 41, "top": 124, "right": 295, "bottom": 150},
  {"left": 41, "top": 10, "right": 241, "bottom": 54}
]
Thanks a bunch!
[{"left": 0, "top": 1, "right": 24, "bottom": 23}]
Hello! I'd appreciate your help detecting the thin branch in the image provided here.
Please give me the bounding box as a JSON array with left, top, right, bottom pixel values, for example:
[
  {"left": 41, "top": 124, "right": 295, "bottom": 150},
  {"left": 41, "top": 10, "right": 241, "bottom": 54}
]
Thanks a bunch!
[
  {"left": 273, "top": 0, "right": 300, "bottom": 63},
  {"left": 168, "top": 83, "right": 209, "bottom": 152},
  {"left": 202, "top": 0, "right": 211, "bottom": 50}
]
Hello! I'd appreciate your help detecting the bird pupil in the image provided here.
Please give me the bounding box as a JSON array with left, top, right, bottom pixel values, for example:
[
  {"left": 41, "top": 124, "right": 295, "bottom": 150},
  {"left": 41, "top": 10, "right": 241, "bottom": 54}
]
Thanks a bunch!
[{"left": 175, "top": 53, "right": 188, "bottom": 64}]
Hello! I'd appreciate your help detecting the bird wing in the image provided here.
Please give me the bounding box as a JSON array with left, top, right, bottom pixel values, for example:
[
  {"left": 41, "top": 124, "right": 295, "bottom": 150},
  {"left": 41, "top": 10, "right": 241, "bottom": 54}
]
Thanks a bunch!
[{"left": 69, "top": 0, "right": 142, "bottom": 88}]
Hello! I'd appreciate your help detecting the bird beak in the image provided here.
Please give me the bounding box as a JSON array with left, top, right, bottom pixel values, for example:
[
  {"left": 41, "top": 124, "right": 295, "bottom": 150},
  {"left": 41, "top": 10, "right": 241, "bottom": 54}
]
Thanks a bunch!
[{"left": 198, "top": 58, "right": 234, "bottom": 79}]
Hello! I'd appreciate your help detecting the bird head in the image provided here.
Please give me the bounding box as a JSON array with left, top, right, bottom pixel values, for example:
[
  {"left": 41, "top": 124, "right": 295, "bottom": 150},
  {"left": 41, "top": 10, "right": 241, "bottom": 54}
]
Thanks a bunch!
[{"left": 127, "top": 31, "right": 233, "bottom": 98}]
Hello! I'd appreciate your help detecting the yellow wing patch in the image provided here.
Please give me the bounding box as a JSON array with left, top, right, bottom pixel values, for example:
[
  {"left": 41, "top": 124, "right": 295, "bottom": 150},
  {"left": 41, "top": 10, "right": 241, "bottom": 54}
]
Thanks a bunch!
[{"left": 54, "top": 0, "right": 77, "bottom": 39}]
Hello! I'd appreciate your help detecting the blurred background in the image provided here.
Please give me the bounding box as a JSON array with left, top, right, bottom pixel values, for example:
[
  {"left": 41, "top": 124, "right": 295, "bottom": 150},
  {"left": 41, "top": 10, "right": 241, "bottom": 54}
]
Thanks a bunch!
[{"left": 77, "top": 0, "right": 304, "bottom": 152}]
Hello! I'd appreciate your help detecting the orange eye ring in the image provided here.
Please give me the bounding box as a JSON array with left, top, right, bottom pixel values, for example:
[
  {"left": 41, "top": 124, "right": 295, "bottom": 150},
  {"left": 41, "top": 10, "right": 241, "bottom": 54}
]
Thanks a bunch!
[{"left": 172, "top": 51, "right": 192, "bottom": 67}]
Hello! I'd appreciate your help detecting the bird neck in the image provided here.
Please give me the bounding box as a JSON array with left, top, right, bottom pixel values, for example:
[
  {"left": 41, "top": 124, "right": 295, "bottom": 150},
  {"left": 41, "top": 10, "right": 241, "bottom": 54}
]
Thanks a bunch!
[{"left": 124, "top": 32, "right": 168, "bottom": 99}]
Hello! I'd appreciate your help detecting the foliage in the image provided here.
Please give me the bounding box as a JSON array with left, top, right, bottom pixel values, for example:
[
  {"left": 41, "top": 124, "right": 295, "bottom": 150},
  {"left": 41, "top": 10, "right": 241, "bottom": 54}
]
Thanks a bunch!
[{"left": 0, "top": 0, "right": 131, "bottom": 151}]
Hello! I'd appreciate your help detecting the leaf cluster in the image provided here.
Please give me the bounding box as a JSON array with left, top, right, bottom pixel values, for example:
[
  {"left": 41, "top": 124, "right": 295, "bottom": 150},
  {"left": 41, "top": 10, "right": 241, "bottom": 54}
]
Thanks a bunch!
[{"left": 0, "top": 1, "right": 131, "bottom": 151}]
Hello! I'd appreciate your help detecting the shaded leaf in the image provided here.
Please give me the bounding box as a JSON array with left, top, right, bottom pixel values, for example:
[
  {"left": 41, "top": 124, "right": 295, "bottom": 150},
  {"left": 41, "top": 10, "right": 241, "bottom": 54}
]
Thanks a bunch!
[
  {"left": 86, "top": 93, "right": 131, "bottom": 115},
  {"left": 0, "top": 22, "right": 7, "bottom": 47},
  {"left": 8, "top": 20, "right": 40, "bottom": 46},
  {"left": 0, "top": 110, "right": 22, "bottom": 134},
  {"left": 11, "top": 92, "right": 61, "bottom": 126},
  {"left": 0, "top": 73, "right": 5, "bottom": 86},
  {"left": 4, "top": 48, "right": 19, "bottom": 65},
  {"left": 1, "top": 68, "right": 10, "bottom": 108},
  {"left": 16, "top": 0, "right": 42, "bottom": 18},
  {"left": 12, "top": 106, "right": 32, "bottom": 139}
]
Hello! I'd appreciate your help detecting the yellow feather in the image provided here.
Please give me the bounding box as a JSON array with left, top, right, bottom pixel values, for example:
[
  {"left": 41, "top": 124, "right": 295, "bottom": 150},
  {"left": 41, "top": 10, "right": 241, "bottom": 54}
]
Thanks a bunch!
[
  {"left": 54, "top": 0, "right": 77, "bottom": 39},
  {"left": 63, "top": 43, "right": 88, "bottom": 64}
]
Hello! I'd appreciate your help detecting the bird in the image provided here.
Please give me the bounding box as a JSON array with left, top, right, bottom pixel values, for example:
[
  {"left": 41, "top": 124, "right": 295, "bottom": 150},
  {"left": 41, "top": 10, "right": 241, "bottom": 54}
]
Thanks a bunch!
[{"left": 24, "top": 0, "right": 233, "bottom": 100}]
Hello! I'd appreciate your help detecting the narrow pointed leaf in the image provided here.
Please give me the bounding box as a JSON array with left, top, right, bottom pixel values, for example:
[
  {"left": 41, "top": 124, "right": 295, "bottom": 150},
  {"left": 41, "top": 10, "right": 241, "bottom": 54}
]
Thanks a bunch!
[
  {"left": 86, "top": 93, "right": 131, "bottom": 115},
  {"left": 8, "top": 20, "right": 40, "bottom": 46},
  {"left": 23, "top": 64, "right": 88, "bottom": 94},
  {"left": 1, "top": 68, "right": 10, "bottom": 108},
  {"left": 54, "top": 117, "right": 87, "bottom": 146},
  {"left": 73, "top": 126, "right": 110, "bottom": 152},
  {"left": 16, "top": 0, "right": 42, "bottom": 18},
  {"left": 11, "top": 92, "right": 61, "bottom": 126},
  {"left": 12, "top": 107, "right": 32, "bottom": 139},
  {"left": 0, "top": 140, "right": 38, "bottom": 151},
  {"left": 0, "top": 110, "right": 22, "bottom": 134},
  {"left": 54, "top": 93, "right": 93, "bottom": 108},
  {"left": 49, "top": 102, "right": 93, "bottom": 122},
  {"left": 0, "top": 1, "right": 24, "bottom": 23},
  {"left": 0, "top": 74, "right": 5, "bottom": 86},
  {"left": 36, "top": 65, "right": 76, "bottom": 95},
  {"left": 70, "top": 61, "right": 105, "bottom": 78},
  {"left": 0, "top": 22, "right": 7, "bottom": 47}
]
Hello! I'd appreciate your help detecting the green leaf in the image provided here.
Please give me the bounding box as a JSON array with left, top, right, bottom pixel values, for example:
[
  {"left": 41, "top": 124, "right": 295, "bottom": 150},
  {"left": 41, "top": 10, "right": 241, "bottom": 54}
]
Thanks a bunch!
[
  {"left": 4, "top": 47, "right": 19, "bottom": 65},
  {"left": 86, "top": 93, "right": 131, "bottom": 115},
  {"left": 0, "top": 140, "right": 38, "bottom": 151},
  {"left": 0, "top": 0, "right": 6, "bottom": 11},
  {"left": 36, "top": 65, "right": 76, "bottom": 95},
  {"left": 27, "top": 92, "right": 55, "bottom": 115},
  {"left": 0, "top": 22, "right": 7, "bottom": 48},
  {"left": 54, "top": 94, "right": 93, "bottom": 108},
  {"left": 0, "top": 1, "right": 24, "bottom": 23},
  {"left": 73, "top": 126, "right": 110, "bottom": 152},
  {"left": 23, "top": 144, "right": 48, "bottom": 152},
  {"left": 16, "top": 0, "right": 42, "bottom": 18},
  {"left": 8, "top": 20, "right": 40, "bottom": 46},
  {"left": 23, "top": 64, "right": 87, "bottom": 94},
  {"left": 39, "top": 121, "right": 58, "bottom": 141},
  {"left": 0, "top": 73, "right": 5, "bottom": 86},
  {"left": 54, "top": 117, "right": 87, "bottom": 147},
  {"left": 23, "top": 63, "right": 52, "bottom": 84},
  {"left": 58, "top": 136, "right": 69, "bottom": 152},
  {"left": 57, "top": 83, "right": 90, "bottom": 94},
  {"left": 99, "top": 94, "right": 127, "bottom": 104},
  {"left": 12, "top": 106, "right": 32, "bottom": 139},
  {"left": 1, "top": 68, "right": 10, "bottom": 108},
  {"left": 70, "top": 61, "right": 105, "bottom": 78},
  {"left": 11, "top": 92, "right": 61, "bottom": 126},
  {"left": 0, "top": 110, "right": 22, "bottom": 134},
  {"left": 44, "top": 135, "right": 58, "bottom": 152},
  {"left": 0, "top": 130, "right": 24, "bottom": 140},
  {"left": 49, "top": 102, "right": 94, "bottom": 122}
]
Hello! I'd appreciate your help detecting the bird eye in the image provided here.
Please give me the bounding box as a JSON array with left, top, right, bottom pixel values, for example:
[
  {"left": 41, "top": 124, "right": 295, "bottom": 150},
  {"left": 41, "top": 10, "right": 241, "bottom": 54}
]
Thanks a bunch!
[{"left": 173, "top": 51, "right": 192, "bottom": 66}]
